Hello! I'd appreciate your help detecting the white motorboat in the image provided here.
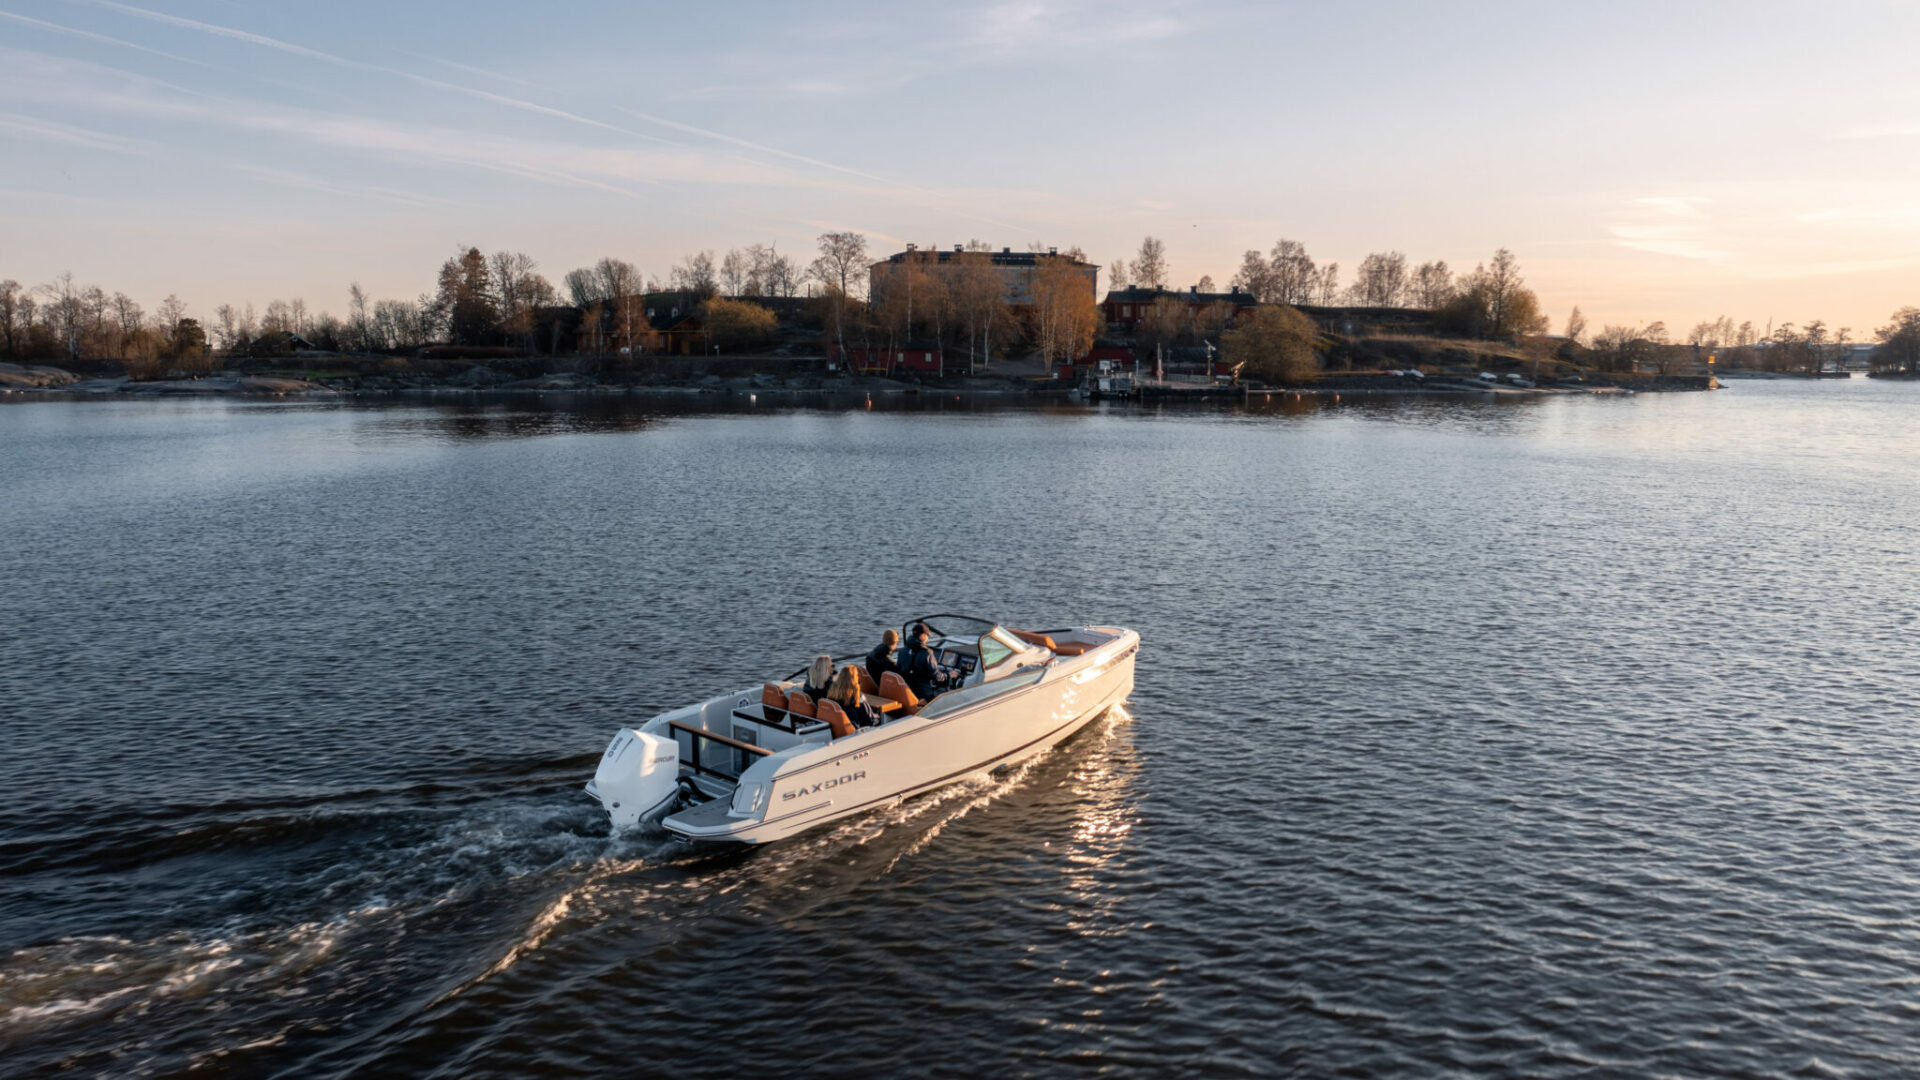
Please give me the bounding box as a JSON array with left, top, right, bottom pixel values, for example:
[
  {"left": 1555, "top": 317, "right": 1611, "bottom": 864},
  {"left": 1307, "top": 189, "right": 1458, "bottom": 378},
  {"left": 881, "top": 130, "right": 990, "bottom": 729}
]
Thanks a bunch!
[{"left": 587, "top": 615, "right": 1138, "bottom": 845}]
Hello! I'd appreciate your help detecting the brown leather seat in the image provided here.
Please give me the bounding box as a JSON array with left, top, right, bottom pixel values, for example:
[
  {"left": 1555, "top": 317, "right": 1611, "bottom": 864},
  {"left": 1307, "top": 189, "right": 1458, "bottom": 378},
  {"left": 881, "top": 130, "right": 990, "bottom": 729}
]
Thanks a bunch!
[
  {"left": 786, "top": 690, "right": 817, "bottom": 720},
  {"left": 1010, "top": 629, "right": 1058, "bottom": 652},
  {"left": 1051, "top": 641, "right": 1092, "bottom": 655},
  {"left": 762, "top": 683, "right": 789, "bottom": 724},
  {"left": 816, "top": 699, "right": 857, "bottom": 739},
  {"left": 878, "top": 671, "right": 922, "bottom": 714},
  {"left": 855, "top": 668, "right": 878, "bottom": 694}
]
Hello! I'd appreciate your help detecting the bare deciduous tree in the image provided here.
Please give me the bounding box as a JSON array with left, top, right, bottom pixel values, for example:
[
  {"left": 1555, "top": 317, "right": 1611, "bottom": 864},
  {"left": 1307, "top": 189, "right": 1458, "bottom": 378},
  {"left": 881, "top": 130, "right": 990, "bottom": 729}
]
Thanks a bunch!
[
  {"left": 1411, "top": 260, "right": 1454, "bottom": 309},
  {"left": 1348, "top": 252, "right": 1408, "bottom": 307},
  {"left": 1268, "top": 240, "right": 1316, "bottom": 306},
  {"left": 1564, "top": 305, "right": 1587, "bottom": 345},
  {"left": 154, "top": 294, "right": 186, "bottom": 355},
  {"left": 564, "top": 267, "right": 600, "bottom": 307},
  {"left": 1313, "top": 262, "right": 1340, "bottom": 306},
  {"left": 0, "top": 279, "right": 24, "bottom": 359},
  {"left": 1129, "top": 236, "right": 1168, "bottom": 290},
  {"left": 1230, "top": 250, "right": 1276, "bottom": 302},
  {"left": 809, "top": 231, "right": 869, "bottom": 299},
  {"left": 348, "top": 283, "right": 371, "bottom": 352},
  {"left": 809, "top": 231, "right": 869, "bottom": 353},
  {"left": 720, "top": 249, "right": 749, "bottom": 296}
]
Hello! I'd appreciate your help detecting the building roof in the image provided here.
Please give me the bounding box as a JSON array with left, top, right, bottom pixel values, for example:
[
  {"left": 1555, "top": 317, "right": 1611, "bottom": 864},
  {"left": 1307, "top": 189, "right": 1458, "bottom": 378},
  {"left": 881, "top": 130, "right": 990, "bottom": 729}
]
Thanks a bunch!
[
  {"left": 872, "top": 245, "right": 1096, "bottom": 270},
  {"left": 1104, "top": 286, "right": 1254, "bottom": 305}
]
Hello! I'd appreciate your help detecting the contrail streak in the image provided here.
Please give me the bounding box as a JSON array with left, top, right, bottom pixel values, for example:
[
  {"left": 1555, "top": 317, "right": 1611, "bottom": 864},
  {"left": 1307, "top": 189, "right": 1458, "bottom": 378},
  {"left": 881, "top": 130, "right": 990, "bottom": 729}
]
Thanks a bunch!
[
  {"left": 0, "top": 8, "right": 209, "bottom": 67},
  {"left": 65, "top": 0, "right": 676, "bottom": 144},
  {"left": 65, "top": 0, "right": 1035, "bottom": 233}
]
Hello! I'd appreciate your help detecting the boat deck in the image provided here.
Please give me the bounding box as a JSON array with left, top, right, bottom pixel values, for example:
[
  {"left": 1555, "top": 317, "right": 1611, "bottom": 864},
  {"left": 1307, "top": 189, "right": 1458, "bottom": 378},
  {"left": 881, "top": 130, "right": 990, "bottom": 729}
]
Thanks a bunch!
[{"left": 665, "top": 794, "right": 738, "bottom": 831}]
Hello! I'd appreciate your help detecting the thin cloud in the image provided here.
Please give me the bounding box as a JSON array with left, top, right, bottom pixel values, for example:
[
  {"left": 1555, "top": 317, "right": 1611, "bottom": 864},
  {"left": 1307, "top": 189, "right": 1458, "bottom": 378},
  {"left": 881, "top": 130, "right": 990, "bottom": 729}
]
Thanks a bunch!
[
  {"left": 1609, "top": 225, "right": 1725, "bottom": 260},
  {"left": 1799, "top": 203, "right": 1920, "bottom": 229},
  {"left": 69, "top": 0, "right": 344, "bottom": 62},
  {"left": 970, "top": 1, "right": 1188, "bottom": 57},
  {"left": 610, "top": 106, "right": 1032, "bottom": 233},
  {"left": 0, "top": 49, "right": 840, "bottom": 201},
  {"left": 0, "top": 112, "right": 150, "bottom": 153},
  {"left": 71, "top": 1, "right": 1037, "bottom": 232},
  {"left": 1834, "top": 122, "right": 1920, "bottom": 140},
  {"left": 1744, "top": 255, "right": 1920, "bottom": 280},
  {"left": 233, "top": 165, "right": 469, "bottom": 210},
  {"left": 1631, "top": 195, "right": 1709, "bottom": 218},
  {"left": 1612, "top": 195, "right": 1726, "bottom": 260}
]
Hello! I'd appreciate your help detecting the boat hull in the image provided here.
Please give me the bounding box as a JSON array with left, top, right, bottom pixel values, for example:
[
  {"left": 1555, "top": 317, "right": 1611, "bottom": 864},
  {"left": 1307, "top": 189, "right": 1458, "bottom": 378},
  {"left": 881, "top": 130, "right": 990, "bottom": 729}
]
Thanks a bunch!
[{"left": 660, "top": 630, "right": 1137, "bottom": 845}]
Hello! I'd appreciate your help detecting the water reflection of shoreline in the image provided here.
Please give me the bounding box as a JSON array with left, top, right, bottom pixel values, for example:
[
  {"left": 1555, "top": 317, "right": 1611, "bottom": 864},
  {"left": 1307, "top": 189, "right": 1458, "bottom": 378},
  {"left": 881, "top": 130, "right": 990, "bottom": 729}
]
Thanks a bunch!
[{"left": 325, "top": 388, "right": 1564, "bottom": 442}]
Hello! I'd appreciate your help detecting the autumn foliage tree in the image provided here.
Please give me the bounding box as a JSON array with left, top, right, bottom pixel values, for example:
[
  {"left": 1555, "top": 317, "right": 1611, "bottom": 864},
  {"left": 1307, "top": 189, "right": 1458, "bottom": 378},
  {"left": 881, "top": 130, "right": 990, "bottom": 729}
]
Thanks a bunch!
[
  {"left": 699, "top": 298, "right": 779, "bottom": 352},
  {"left": 1224, "top": 305, "right": 1319, "bottom": 384},
  {"left": 949, "top": 249, "right": 1010, "bottom": 371},
  {"left": 1027, "top": 255, "right": 1099, "bottom": 364}
]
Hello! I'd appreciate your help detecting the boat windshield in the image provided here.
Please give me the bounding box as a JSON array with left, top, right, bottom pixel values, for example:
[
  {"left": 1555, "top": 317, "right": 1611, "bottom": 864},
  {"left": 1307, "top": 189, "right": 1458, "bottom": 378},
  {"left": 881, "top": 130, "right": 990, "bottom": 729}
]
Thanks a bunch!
[{"left": 907, "top": 614, "right": 999, "bottom": 642}]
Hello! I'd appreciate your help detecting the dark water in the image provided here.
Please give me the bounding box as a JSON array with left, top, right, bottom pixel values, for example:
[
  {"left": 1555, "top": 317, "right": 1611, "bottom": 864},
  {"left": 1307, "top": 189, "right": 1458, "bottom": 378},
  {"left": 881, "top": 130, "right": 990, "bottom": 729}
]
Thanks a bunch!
[{"left": 4, "top": 381, "right": 1919, "bottom": 1078}]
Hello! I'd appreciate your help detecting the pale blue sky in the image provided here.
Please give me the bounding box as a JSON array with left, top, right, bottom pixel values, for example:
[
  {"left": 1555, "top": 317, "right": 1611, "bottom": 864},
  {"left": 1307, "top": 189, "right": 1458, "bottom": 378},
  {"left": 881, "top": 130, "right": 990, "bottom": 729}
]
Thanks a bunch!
[{"left": 6, "top": 0, "right": 1920, "bottom": 336}]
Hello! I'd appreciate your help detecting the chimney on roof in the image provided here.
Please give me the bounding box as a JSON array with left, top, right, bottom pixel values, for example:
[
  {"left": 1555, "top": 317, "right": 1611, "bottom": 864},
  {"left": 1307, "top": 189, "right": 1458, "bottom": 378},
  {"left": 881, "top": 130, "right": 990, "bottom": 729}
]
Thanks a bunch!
[
  {"left": 954, "top": 244, "right": 963, "bottom": 252},
  {"left": 1190, "top": 285, "right": 1198, "bottom": 293},
  {"left": 1048, "top": 247, "right": 1057, "bottom": 255},
  {"left": 1002, "top": 247, "right": 1011, "bottom": 254},
  {"left": 905, "top": 242, "right": 916, "bottom": 252}
]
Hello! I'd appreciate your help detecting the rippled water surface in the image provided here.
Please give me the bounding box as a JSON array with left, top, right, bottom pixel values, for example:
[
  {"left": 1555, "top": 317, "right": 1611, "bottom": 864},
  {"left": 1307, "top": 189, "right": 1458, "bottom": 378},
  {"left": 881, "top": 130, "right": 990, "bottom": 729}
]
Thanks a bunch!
[{"left": 5, "top": 381, "right": 1920, "bottom": 1078}]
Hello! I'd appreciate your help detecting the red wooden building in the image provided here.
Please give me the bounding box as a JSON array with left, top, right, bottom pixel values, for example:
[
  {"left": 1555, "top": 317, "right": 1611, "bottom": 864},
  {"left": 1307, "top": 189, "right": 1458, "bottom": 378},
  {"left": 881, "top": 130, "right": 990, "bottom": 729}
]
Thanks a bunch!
[
  {"left": 1102, "top": 285, "right": 1258, "bottom": 331},
  {"left": 830, "top": 342, "right": 944, "bottom": 376}
]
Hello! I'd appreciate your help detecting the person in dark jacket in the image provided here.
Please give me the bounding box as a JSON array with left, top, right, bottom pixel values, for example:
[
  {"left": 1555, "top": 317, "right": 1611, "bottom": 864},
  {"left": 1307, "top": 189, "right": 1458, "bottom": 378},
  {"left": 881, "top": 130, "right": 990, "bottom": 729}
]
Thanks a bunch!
[
  {"left": 896, "top": 623, "right": 957, "bottom": 701},
  {"left": 866, "top": 629, "right": 900, "bottom": 687}
]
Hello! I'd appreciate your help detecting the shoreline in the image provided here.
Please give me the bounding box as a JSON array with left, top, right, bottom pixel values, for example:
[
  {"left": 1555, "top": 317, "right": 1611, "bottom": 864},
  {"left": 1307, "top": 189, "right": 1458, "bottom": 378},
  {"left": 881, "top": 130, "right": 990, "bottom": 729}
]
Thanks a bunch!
[{"left": 2, "top": 364, "right": 1727, "bottom": 403}]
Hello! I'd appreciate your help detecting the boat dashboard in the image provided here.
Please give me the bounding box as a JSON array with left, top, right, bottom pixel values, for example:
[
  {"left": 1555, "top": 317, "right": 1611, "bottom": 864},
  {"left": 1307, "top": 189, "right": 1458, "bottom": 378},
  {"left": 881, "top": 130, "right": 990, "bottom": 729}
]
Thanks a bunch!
[{"left": 930, "top": 641, "right": 980, "bottom": 681}]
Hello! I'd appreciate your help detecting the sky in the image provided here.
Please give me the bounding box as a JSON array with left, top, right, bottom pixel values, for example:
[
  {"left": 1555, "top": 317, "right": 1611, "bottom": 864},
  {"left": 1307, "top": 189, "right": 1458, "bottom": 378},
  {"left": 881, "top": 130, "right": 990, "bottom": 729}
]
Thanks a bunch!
[{"left": 6, "top": 0, "right": 1920, "bottom": 338}]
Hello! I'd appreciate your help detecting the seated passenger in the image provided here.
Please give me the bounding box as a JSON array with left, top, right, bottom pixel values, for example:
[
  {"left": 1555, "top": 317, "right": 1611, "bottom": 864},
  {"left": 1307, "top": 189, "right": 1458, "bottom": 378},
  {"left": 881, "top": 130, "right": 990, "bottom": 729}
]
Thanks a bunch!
[
  {"left": 866, "top": 629, "right": 900, "bottom": 687},
  {"left": 826, "top": 666, "right": 880, "bottom": 727},
  {"left": 802, "top": 654, "right": 835, "bottom": 702},
  {"left": 896, "top": 623, "right": 959, "bottom": 702}
]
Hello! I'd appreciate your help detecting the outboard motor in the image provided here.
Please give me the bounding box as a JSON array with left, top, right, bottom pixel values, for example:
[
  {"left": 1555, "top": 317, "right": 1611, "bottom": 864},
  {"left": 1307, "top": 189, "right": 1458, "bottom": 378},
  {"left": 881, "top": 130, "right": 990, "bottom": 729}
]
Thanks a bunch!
[{"left": 589, "top": 728, "right": 680, "bottom": 832}]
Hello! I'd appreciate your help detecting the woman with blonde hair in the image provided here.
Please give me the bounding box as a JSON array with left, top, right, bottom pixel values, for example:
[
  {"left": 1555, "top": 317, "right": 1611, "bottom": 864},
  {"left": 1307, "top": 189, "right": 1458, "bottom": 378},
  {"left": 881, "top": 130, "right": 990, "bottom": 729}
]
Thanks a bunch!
[
  {"left": 802, "top": 654, "right": 835, "bottom": 701},
  {"left": 827, "top": 665, "right": 879, "bottom": 727}
]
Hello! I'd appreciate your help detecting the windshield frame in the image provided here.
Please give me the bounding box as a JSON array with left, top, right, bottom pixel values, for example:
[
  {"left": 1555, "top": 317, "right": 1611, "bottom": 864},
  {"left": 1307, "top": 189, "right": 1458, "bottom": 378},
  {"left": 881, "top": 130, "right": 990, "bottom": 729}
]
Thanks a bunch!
[{"left": 903, "top": 614, "right": 999, "bottom": 642}]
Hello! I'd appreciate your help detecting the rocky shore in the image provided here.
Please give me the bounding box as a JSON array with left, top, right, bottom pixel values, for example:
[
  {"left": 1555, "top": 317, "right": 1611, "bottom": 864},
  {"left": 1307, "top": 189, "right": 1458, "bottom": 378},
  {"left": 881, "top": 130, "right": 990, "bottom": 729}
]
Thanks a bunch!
[{"left": 0, "top": 361, "right": 1040, "bottom": 400}]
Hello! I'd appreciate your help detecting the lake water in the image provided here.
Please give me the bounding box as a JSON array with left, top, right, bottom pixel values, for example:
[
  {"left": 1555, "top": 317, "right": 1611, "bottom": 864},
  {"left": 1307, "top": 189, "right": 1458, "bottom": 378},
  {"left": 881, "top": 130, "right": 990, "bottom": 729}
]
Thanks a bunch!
[{"left": 4, "top": 380, "right": 1919, "bottom": 1078}]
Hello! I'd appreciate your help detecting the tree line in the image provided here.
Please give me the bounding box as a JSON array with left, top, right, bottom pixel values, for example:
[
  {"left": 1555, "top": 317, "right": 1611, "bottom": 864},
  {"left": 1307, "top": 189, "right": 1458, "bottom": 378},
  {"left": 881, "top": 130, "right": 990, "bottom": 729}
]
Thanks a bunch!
[
  {"left": 1575, "top": 311, "right": 1915, "bottom": 375},
  {"left": 0, "top": 238, "right": 837, "bottom": 367},
  {"left": 13, "top": 228, "right": 1918, "bottom": 378},
  {"left": 1115, "top": 236, "right": 1549, "bottom": 342}
]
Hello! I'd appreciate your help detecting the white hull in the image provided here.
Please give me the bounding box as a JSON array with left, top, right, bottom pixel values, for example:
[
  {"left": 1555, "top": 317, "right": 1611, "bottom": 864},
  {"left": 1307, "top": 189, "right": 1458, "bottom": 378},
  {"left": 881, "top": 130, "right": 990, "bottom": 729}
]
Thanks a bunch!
[{"left": 588, "top": 625, "right": 1137, "bottom": 845}]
